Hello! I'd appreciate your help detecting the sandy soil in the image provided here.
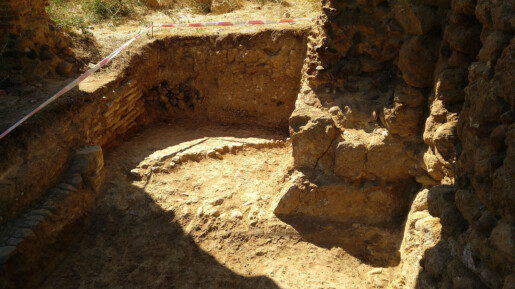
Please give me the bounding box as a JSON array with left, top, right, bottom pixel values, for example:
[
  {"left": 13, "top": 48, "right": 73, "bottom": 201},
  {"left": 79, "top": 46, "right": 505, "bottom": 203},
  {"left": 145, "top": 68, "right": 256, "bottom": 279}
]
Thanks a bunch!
[{"left": 38, "top": 122, "right": 394, "bottom": 289}]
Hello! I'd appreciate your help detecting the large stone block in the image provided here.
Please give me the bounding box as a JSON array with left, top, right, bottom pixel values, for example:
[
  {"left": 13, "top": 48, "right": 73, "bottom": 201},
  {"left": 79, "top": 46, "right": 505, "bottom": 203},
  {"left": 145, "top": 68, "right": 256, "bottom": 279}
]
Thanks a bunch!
[
  {"left": 398, "top": 34, "right": 441, "bottom": 88},
  {"left": 290, "top": 106, "right": 337, "bottom": 169},
  {"left": 334, "top": 134, "right": 366, "bottom": 180}
]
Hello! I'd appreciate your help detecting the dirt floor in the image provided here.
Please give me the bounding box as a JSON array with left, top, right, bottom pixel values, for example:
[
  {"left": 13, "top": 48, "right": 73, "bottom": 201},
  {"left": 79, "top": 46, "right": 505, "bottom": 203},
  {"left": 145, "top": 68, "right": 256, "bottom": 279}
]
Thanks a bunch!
[{"left": 37, "top": 121, "right": 395, "bottom": 289}]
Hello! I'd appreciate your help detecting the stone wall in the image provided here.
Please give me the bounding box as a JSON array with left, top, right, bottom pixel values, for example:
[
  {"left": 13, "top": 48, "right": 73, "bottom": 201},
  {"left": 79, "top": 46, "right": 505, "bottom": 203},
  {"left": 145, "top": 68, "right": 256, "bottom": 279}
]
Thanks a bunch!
[
  {"left": 0, "top": 29, "right": 308, "bottom": 227},
  {"left": 421, "top": 0, "right": 515, "bottom": 288},
  {"left": 278, "top": 0, "right": 514, "bottom": 287},
  {"left": 0, "top": 145, "right": 105, "bottom": 289},
  {"left": 0, "top": 0, "right": 75, "bottom": 87}
]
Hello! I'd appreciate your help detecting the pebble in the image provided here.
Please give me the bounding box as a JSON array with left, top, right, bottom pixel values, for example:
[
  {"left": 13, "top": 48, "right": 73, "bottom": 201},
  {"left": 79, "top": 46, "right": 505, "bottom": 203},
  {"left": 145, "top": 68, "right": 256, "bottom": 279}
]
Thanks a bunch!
[
  {"left": 209, "top": 197, "right": 224, "bottom": 206},
  {"left": 208, "top": 207, "right": 220, "bottom": 217},
  {"left": 130, "top": 169, "right": 140, "bottom": 177},
  {"left": 249, "top": 219, "right": 258, "bottom": 227},
  {"left": 231, "top": 210, "right": 243, "bottom": 220},
  {"left": 151, "top": 166, "right": 160, "bottom": 172},
  {"left": 244, "top": 200, "right": 253, "bottom": 206},
  {"left": 207, "top": 150, "right": 217, "bottom": 158},
  {"left": 197, "top": 206, "right": 204, "bottom": 217},
  {"left": 192, "top": 197, "right": 199, "bottom": 203},
  {"left": 316, "top": 65, "right": 325, "bottom": 71},
  {"left": 368, "top": 268, "right": 383, "bottom": 275}
]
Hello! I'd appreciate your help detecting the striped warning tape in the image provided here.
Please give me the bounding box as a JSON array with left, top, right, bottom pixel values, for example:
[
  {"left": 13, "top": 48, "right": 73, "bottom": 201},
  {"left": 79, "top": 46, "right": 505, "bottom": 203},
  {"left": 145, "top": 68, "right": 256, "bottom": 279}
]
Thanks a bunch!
[
  {"left": 0, "top": 25, "right": 153, "bottom": 140},
  {"left": 0, "top": 17, "right": 317, "bottom": 140},
  {"left": 154, "top": 17, "right": 316, "bottom": 28}
]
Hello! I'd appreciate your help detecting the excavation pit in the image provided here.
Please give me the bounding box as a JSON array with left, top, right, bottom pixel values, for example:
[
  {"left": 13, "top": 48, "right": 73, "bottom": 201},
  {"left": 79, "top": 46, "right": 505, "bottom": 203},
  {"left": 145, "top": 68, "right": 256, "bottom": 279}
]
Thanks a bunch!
[{"left": 2, "top": 27, "right": 415, "bottom": 289}]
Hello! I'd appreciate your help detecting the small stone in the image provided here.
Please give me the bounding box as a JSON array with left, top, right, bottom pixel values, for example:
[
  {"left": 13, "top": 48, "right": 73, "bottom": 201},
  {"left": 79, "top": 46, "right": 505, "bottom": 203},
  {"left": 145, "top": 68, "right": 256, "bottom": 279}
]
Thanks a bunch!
[
  {"left": 316, "top": 65, "right": 325, "bottom": 71},
  {"left": 500, "top": 111, "right": 515, "bottom": 125},
  {"left": 249, "top": 219, "right": 258, "bottom": 227},
  {"left": 151, "top": 166, "right": 160, "bottom": 172},
  {"left": 209, "top": 197, "right": 224, "bottom": 206},
  {"left": 29, "top": 209, "right": 51, "bottom": 217},
  {"left": 6, "top": 238, "right": 22, "bottom": 246},
  {"left": 56, "top": 60, "right": 74, "bottom": 76},
  {"left": 26, "top": 49, "right": 37, "bottom": 59},
  {"left": 14, "top": 228, "right": 35, "bottom": 239},
  {"left": 244, "top": 201, "right": 253, "bottom": 206},
  {"left": 328, "top": 106, "right": 340, "bottom": 115},
  {"left": 368, "top": 268, "right": 383, "bottom": 275},
  {"left": 231, "top": 210, "right": 243, "bottom": 220},
  {"left": 197, "top": 206, "right": 204, "bottom": 217},
  {"left": 208, "top": 207, "right": 220, "bottom": 217},
  {"left": 0, "top": 246, "right": 17, "bottom": 264},
  {"left": 168, "top": 162, "right": 176, "bottom": 168},
  {"left": 58, "top": 183, "right": 78, "bottom": 192},
  {"left": 192, "top": 197, "right": 199, "bottom": 203},
  {"left": 207, "top": 150, "right": 217, "bottom": 158},
  {"left": 39, "top": 50, "right": 54, "bottom": 61},
  {"left": 62, "top": 55, "right": 75, "bottom": 63},
  {"left": 130, "top": 168, "right": 140, "bottom": 177}
]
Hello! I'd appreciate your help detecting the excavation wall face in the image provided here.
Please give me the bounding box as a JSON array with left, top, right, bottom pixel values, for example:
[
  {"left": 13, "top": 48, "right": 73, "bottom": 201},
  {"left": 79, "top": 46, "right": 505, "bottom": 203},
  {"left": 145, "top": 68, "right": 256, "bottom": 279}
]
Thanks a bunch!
[
  {"left": 278, "top": 0, "right": 514, "bottom": 287},
  {"left": 0, "top": 30, "right": 308, "bottom": 226},
  {"left": 133, "top": 31, "right": 308, "bottom": 128}
]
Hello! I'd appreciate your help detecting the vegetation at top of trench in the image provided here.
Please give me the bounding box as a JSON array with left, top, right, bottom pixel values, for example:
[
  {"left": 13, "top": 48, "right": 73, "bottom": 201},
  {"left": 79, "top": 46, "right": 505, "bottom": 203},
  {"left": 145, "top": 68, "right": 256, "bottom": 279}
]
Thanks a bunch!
[{"left": 47, "top": 0, "right": 143, "bottom": 31}]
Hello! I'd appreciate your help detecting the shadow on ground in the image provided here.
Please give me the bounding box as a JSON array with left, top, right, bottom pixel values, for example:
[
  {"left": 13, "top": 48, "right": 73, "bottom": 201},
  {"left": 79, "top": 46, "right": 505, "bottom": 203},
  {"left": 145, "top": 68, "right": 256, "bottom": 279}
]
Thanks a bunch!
[
  {"left": 37, "top": 121, "right": 284, "bottom": 289},
  {"left": 276, "top": 215, "right": 404, "bottom": 267}
]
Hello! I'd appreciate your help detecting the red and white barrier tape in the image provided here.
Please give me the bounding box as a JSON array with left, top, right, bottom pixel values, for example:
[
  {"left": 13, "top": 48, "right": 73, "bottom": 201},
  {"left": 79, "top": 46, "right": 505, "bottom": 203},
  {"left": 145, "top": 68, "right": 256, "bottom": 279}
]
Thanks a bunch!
[
  {"left": 0, "top": 24, "right": 153, "bottom": 140},
  {"left": 154, "top": 17, "right": 316, "bottom": 27},
  {"left": 0, "top": 17, "right": 317, "bottom": 140}
]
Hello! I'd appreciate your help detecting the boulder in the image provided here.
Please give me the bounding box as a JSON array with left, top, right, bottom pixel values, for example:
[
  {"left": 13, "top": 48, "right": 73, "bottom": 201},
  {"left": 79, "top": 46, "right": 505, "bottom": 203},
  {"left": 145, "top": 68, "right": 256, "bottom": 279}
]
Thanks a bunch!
[{"left": 398, "top": 34, "right": 440, "bottom": 88}]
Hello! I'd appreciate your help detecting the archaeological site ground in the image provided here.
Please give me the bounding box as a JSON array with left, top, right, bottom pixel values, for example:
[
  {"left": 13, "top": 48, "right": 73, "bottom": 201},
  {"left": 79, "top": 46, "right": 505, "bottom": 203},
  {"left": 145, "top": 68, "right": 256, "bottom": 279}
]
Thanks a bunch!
[{"left": 0, "top": 0, "right": 513, "bottom": 288}]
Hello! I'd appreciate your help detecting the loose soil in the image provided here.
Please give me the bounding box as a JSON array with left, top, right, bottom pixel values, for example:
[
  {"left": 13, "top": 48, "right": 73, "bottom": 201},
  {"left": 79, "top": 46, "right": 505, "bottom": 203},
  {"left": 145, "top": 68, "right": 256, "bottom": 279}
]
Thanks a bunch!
[{"left": 38, "top": 121, "right": 395, "bottom": 289}]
